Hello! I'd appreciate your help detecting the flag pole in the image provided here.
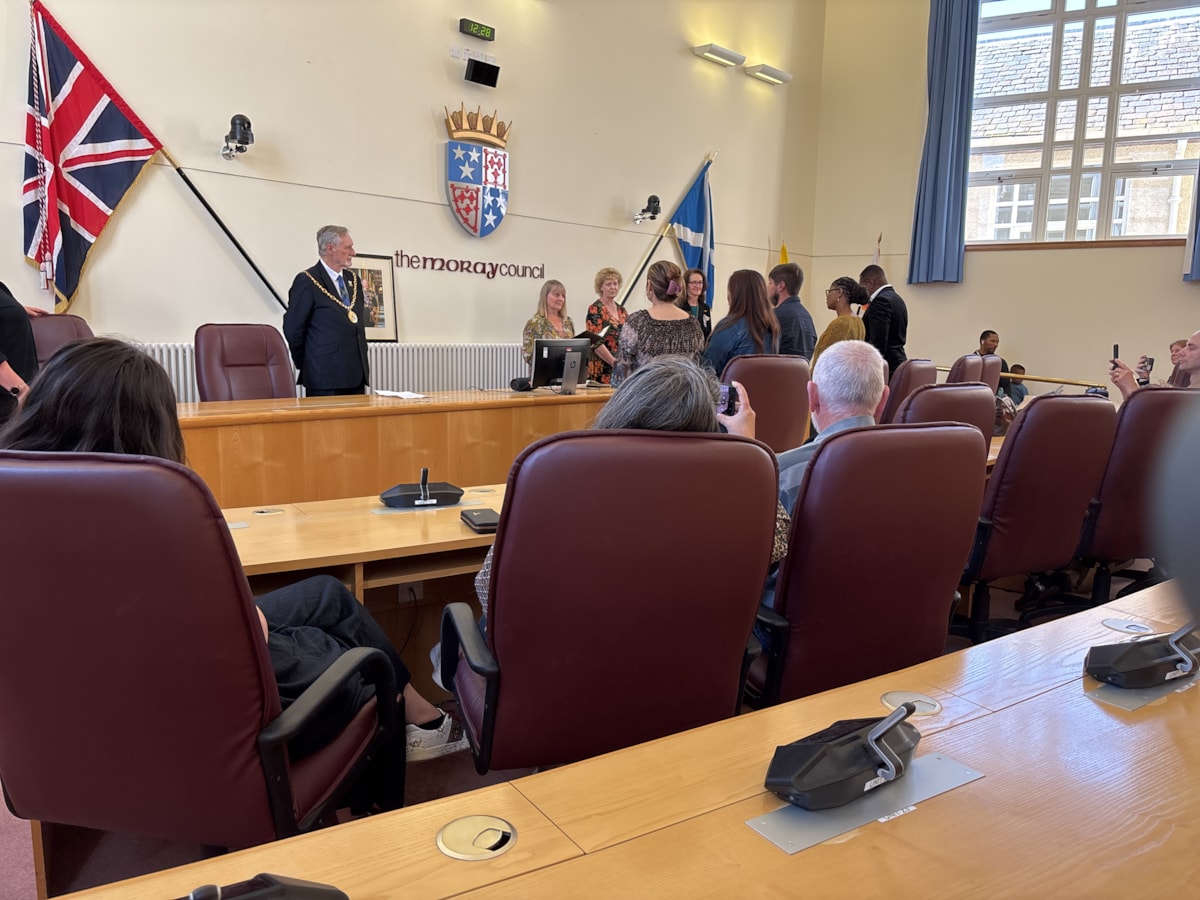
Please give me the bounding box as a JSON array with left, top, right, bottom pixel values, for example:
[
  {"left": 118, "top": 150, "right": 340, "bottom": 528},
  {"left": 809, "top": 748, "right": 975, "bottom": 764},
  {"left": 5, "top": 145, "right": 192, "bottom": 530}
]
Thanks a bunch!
[
  {"left": 159, "top": 147, "right": 287, "bottom": 311},
  {"left": 618, "top": 151, "right": 717, "bottom": 309}
]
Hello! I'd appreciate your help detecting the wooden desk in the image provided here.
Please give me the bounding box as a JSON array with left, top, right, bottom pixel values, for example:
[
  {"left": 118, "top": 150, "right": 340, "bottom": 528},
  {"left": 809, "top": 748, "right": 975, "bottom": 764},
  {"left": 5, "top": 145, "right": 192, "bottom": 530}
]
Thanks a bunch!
[
  {"left": 181, "top": 390, "right": 611, "bottom": 507},
  {"left": 223, "top": 485, "right": 506, "bottom": 599}
]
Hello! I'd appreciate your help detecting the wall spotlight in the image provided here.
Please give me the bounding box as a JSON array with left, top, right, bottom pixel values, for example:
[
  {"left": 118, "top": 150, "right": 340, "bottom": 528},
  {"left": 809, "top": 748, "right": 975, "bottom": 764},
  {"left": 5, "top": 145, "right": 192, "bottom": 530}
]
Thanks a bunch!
[
  {"left": 221, "top": 114, "right": 254, "bottom": 160},
  {"left": 692, "top": 43, "right": 745, "bottom": 67},
  {"left": 633, "top": 195, "right": 661, "bottom": 225},
  {"left": 744, "top": 64, "right": 793, "bottom": 85}
]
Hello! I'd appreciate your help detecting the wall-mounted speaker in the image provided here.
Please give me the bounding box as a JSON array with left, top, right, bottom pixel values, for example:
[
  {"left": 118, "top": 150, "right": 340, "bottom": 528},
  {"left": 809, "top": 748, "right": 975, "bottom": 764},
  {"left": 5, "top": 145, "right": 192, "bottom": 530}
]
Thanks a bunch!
[{"left": 465, "top": 59, "right": 500, "bottom": 88}]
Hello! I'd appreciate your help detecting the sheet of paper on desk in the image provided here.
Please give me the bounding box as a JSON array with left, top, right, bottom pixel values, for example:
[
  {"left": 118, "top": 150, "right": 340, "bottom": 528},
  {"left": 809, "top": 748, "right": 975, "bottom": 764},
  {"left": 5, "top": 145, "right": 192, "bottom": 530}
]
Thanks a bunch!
[{"left": 373, "top": 389, "right": 426, "bottom": 399}]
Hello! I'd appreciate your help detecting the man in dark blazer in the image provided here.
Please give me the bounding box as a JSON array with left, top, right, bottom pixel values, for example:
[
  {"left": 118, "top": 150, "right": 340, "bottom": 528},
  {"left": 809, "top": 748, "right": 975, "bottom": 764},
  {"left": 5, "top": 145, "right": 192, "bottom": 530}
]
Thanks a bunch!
[
  {"left": 283, "top": 225, "right": 370, "bottom": 396},
  {"left": 858, "top": 264, "right": 908, "bottom": 379}
]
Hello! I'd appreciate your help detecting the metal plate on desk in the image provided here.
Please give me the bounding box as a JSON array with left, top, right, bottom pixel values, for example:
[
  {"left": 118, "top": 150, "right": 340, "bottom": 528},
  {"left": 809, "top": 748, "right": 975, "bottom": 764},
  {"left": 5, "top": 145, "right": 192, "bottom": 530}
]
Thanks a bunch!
[
  {"left": 1085, "top": 673, "right": 1199, "bottom": 711},
  {"left": 747, "top": 753, "right": 983, "bottom": 854},
  {"left": 436, "top": 815, "right": 517, "bottom": 861}
]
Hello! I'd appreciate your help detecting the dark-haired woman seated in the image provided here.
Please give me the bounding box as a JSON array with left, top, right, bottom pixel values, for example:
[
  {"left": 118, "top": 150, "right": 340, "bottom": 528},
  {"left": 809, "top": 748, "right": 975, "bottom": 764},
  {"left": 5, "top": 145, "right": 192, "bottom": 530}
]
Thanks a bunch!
[{"left": 0, "top": 337, "right": 465, "bottom": 766}]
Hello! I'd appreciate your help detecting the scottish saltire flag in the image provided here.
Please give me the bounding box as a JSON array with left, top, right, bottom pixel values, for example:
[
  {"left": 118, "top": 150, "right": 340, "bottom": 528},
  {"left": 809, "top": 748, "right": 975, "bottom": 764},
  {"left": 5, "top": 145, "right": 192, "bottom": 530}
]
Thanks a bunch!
[
  {"left": 23, "top": 0, "right": 162, "bottom": 306},
  {"left": 670, "top": 160, "right": 715, "bottom": 305}
]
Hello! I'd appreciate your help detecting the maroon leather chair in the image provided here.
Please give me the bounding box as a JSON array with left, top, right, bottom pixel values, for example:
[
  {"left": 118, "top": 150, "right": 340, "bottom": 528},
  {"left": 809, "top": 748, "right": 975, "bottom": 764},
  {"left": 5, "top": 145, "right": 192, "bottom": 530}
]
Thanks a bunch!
[
  {"left": 29, "top": 313, "right": 94, "bottom": 367},
  {"left": 441, "top": 430, "right": 779, "bottom": 772},
  {"left": 946, "top": 354, "right": 983, "bottom": 384},
  {"left": 893, "top": 382, "right": 997, "bottom": 440},
  {"left": 748, "top": 423, "right": 987, "bottom": 706},
  {"left": 957, "top": 395, "right": 1117, "bottom": 643},
  {"left": 878, "top": 358, "right": 938, "bottom": 423},
  {"left": 721, "top": 354, "right": 810, "bottom": 452},
  {"left": 0, "top": 450, "right": 397, "bottom": 849},
  {"left": 1076, "top": 387, "right": 1200, "bottom": 604},
  {"left": 194, "top": 323, "right": 296, "bottom": 401},
  {"left": 979, "top": 355, "right": 1003, "bottom": 394}
]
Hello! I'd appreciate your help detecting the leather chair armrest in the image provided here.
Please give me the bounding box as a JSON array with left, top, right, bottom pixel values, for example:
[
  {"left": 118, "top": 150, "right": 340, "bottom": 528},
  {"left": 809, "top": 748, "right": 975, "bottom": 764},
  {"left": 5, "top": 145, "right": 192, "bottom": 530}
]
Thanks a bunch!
[
  {"left": 440, "top": 602, "right": 498, "bottom": 684},
  {"left": 739, "top": 633, "right": 763, "bottom": 713},
  {"left": 754, "top": 605, "right": 790, "bottom": 708},
  {"left": 961, "top": 517, "right": 994, "bottom": 584}
]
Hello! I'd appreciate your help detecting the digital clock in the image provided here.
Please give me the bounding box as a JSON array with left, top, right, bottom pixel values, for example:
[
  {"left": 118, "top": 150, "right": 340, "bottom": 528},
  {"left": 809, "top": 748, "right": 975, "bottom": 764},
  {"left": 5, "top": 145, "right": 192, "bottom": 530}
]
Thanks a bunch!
[{"left": 459, "top": 17, "right": 496, "bottom": 41}]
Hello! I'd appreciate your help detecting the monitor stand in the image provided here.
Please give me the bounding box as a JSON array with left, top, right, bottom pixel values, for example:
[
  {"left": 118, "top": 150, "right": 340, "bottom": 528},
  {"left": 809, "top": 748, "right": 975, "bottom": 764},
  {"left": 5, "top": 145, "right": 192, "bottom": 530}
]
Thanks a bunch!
[{"left": 559, "top": 350, "right": 582, "bottom": 395}]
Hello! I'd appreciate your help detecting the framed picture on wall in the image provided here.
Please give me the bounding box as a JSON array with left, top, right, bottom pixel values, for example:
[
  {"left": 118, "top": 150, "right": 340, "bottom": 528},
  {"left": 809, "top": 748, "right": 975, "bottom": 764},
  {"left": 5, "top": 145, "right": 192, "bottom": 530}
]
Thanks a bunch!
[{"left": 347, "top": 253, "right": 398, "bottom": 342}]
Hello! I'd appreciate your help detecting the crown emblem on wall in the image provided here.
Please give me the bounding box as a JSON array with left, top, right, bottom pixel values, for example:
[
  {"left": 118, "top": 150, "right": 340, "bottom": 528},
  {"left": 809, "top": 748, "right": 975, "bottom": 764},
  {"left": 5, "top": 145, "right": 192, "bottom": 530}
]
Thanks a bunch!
[{"left": 444, "top": 104, "right": 511, "bottom": 149}]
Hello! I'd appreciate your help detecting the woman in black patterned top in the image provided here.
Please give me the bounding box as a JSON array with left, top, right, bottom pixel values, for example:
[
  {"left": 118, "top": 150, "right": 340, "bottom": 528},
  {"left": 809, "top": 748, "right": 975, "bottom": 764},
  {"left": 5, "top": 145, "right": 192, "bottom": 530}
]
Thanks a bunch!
[{"left": 612, "top": 260, "right": 704, "bottom": 386}]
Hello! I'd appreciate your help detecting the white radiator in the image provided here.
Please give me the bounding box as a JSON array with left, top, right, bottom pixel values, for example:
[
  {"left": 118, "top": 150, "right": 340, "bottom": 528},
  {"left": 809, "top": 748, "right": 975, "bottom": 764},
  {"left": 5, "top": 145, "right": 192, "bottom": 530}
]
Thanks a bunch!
[{"left": 142, "top": 341, "right": 524, "bottom": 402}]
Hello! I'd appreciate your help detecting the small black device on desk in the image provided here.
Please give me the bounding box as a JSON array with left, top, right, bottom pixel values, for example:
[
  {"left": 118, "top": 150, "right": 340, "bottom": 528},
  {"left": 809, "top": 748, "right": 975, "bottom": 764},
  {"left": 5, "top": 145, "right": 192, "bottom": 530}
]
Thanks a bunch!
[
  {"left": 1085, "top": 621, "right": 1198, "bottom": 689},
  {"left": 380, "top": 467, "right": 464, "bottom": 508},
  {"left": 461, "top": 508, "right": 500, "bottom": 533},
  {"left": 182, "top": 873, "right": 348, "bottom": 899}
]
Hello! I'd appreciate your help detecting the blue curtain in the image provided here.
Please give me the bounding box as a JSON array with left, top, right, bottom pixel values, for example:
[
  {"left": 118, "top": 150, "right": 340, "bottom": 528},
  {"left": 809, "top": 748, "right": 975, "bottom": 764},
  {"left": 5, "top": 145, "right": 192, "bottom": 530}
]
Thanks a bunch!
[
  {"left": 1186, "top": 190, "right": 1200, "bottom": 281},
  {"left": 908, "top": 1, "right": 980, "bottom": 285}
]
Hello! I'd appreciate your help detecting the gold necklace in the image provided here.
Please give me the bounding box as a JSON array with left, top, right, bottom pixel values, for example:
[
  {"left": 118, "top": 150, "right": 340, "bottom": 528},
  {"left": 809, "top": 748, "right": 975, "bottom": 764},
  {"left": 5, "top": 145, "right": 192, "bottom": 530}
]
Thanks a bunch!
[{"left": 304, "top": 270, "right": 359, "bottom": 323}]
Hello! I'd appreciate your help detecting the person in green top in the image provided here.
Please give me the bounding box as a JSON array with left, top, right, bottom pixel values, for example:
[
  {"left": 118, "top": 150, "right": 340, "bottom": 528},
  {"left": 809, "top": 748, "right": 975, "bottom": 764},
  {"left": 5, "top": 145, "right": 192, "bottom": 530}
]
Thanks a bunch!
[{"left": 811, "top": 276, "right": 867, "bottom": 369}]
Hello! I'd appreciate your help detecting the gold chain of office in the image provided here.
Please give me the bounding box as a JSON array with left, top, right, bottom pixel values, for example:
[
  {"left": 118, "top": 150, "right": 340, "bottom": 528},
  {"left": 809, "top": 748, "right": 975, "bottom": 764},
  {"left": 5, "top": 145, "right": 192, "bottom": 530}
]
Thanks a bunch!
[{"left": 304, "top": 270, "right": 359, "bottom": 323}]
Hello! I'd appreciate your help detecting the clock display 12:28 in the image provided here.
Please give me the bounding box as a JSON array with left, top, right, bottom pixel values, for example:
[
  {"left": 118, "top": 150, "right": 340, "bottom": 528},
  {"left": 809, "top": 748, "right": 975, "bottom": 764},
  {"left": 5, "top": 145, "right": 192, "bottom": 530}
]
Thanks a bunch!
[{"left": 459, "top": 17, "right": 495, "bottom": 41}]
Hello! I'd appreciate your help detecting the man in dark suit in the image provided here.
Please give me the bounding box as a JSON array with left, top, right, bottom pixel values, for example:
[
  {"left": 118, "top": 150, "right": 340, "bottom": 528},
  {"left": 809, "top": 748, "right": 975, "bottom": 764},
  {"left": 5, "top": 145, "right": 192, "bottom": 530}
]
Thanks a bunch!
[
  {"left": 283, "top": 225, "right": 370, "bottom": 396},
  {"left": 858, "top": 264, "right": 908, "bottom": 378},
  {"left": 767, "top": 262, "right": 817, "bottom": 360}
]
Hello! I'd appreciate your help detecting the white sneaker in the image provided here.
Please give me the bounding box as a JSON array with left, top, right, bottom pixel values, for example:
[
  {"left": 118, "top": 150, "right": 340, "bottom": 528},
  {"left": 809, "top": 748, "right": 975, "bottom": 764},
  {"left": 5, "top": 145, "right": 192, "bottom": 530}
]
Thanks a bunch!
[{"left": 406, "top": 713, "right": 468, "bottom": 762}]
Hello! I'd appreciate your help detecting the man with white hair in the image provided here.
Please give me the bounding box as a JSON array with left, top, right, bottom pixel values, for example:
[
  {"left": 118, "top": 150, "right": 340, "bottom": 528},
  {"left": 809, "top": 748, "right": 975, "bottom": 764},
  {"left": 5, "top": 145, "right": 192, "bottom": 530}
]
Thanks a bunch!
[{"left": 777, "top": 340, "right": 890, "bottom": 515}]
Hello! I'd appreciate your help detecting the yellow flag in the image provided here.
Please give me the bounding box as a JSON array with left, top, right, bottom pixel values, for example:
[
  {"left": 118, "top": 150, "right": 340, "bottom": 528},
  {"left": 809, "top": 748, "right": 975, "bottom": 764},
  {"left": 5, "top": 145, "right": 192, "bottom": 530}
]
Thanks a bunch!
[{"left": 779, "top": 241, "right": 789, "bottom": 264}]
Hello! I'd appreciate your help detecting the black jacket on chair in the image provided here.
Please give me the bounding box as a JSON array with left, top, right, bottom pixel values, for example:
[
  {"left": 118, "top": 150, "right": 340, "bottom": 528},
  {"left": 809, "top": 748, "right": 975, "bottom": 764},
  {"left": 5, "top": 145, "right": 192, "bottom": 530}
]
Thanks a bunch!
[{"left": 282, "top": 263, "right": 369, "bottom": 392}]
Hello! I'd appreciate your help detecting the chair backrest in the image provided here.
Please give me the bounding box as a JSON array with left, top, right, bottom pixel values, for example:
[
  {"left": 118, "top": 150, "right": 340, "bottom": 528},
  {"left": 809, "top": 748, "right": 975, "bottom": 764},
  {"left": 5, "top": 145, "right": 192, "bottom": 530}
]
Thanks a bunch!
[
  {"left": 194, "top": 323, "right": 296, "bottom": 402},
  {"left": 979, "top": 355, "right": 1003, "bottom": 394},
  {"left": 28, "top": 313, "right": 94, "bottom": 367},
  {"left": 1080, "top": 387, "right": 1200, "bottom": 563},
  {"left": 893, "top": 382, "right": 997, "bottom": 439},
  {"left": 946, "top": 354, "right": 983, "bottom": 384},
  {"left": 772, "top": 423, "right": 987, "bottom": 701},
  {"left": 483, "top": 430, "right": 778, "bottom": 770},
  {"left": 721, "top": 354, "right": 811, "bottom": 452},
  {"left": 878, "top": 358, "right": 938, "bottom": 423},
  {"left": 968, "top": 395, "right": 1116, "bottom": 582},
  {"left": 0, "top": 450, "right": 282, "bottom": 848}
]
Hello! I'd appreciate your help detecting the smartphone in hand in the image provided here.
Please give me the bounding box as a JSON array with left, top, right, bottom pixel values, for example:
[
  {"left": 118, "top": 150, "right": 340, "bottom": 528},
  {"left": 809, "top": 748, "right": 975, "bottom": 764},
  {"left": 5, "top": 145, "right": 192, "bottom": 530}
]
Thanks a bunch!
[
  {"left": 1111, "top": 343, "right": 1119, "bottom": 370},
  {"left": 716, "top": 383, "right": 739, "bottom": 416}
]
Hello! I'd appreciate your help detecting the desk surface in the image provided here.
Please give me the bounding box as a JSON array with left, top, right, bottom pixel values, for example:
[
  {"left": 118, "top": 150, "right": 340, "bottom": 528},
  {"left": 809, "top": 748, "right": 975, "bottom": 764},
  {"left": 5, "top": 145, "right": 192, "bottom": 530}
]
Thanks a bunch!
[{"left": 62, "top": 582, "right": 1193, "bottom": 899}]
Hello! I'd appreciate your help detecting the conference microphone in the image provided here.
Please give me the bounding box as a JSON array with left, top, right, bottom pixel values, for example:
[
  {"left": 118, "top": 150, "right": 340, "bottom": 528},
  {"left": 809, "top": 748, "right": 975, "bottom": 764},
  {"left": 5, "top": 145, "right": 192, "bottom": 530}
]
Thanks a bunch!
[{"left": 510, "top": 376, "right": 533, "bottom": 392}]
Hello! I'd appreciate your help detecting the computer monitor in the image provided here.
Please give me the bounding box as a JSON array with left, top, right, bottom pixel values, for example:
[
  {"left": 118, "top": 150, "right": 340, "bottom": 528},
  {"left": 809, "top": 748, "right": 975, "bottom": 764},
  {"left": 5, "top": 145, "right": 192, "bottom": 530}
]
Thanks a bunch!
[{"left": 530, "top": 338, "right": 591, "bottom": 392}]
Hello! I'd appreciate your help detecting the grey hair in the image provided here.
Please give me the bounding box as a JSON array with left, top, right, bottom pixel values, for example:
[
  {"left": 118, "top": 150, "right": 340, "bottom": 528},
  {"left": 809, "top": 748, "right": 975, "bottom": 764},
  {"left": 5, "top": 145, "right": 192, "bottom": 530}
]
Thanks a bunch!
[
  {"left": 316, "top": 225, "right": 349, "bottom": 256},
  {"left": 592, "top": 356, "right": 720, "bottom": 433},
  {"left": 811, "top": 340, "right": 886, "bottom": 418}
]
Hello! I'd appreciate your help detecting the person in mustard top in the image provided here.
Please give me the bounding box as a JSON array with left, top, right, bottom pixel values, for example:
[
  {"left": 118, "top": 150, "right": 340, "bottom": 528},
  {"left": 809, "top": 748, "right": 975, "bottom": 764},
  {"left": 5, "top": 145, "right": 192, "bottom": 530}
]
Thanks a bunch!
[{"left": 811, "top": 276, "right": 867, "bottom": 369}]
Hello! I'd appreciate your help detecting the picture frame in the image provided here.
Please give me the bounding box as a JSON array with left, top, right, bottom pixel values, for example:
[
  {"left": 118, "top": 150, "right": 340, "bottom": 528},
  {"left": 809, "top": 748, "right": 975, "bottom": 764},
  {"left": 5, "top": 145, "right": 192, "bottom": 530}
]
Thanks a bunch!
[{"left": 347, "top": 253, "right": 398, "bottom": 342}]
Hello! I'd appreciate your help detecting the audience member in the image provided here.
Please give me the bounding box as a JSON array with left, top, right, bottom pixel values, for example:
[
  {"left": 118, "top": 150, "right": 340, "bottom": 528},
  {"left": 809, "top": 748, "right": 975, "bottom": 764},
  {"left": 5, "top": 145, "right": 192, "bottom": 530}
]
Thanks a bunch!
[
  {"left": 678, "top": 267, "right": 713, "bottom": 340},
  {"left": 0, "top": 338, "right": 465, "bottom": 766},
  {"left": 612, "top": 260, "right": 704, "bottom": 385},
  {"left": 703, "top": 270, "right": 782, "bottom": 376},
  {"left": 1008, "top": 364, "right": 1029, "bottom": 405},
  {"left": 0, "top": 281, "right": 45, "bottom": 425},
  {"left": 1160, "top": 339, "right": 1191, "bottom": 388},
  {"left": 975, "top": 329, "right": 1011, "bottom": 394},
  {"left": 767, "top": 263, "right": 816, "bottom": 360},
  {"left": 811, "top": 276, "right": 867, "bottom": 369},
  {"left": 521, "top": 279, "right": 575, "bottom": 368},
  {"left": 283, "top": 225, "right": 370, "bottom": 396},
  {"left": 1111, "top": 331, "right": 1200, "bottom": 400},
  {"left": 858, "top": 264, "right": 908, "bottom": 378},
  {"left": 585, "top": 267, "right": 626, "bottom": 383}
]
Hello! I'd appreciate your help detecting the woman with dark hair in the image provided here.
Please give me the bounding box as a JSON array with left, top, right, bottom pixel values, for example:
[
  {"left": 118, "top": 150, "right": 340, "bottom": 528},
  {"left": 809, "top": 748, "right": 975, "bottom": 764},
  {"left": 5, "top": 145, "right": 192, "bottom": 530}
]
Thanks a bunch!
[
  {"left": 612, "top": 260, "right": 704, "bottom": 385},
  {"left": 702, "top": 269, "right": 782, "bottom": 377},
  {"left": 0, "top": 337, "right": 465, "bottom": 765},
  {"left": 811, "top": 276, "right": 867, "bottom": 369},
  {"left": 678, "top": 267, "right": 713, "bottom": 340}
]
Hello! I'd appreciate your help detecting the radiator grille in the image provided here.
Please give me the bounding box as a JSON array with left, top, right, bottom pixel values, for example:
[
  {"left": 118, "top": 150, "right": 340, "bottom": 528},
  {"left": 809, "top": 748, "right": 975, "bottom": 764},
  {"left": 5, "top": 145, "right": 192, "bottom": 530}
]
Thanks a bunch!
[{"left": 142, "top": 341, "right": 524, "bottom": 402}]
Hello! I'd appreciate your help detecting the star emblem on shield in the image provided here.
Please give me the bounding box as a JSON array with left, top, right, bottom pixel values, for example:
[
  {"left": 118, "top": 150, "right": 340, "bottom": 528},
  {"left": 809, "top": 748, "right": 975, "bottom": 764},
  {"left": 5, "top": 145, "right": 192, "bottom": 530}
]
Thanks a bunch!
[{"left": 444, "top": 105, "right": 511, "bottom": 238}]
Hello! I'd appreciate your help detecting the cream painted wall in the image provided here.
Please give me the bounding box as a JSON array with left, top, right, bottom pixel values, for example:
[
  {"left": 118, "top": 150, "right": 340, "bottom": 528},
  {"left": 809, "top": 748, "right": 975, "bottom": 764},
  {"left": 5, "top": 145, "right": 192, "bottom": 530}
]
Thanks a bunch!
[
  {"left": 808, "top": 0, "right": 1200, "bottom": 389},
  {"left": 0, "top": 0, "right": 822, "bottom": 343}
]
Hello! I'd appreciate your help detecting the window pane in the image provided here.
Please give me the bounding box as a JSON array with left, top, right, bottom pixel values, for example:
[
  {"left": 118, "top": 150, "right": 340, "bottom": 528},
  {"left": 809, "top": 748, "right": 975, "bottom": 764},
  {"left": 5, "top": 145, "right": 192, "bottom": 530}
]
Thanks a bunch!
[
  {"left": 971, "top": 102, "right": 1048, "bottom": 148},
  {"left": 1086, "top": 97, "right": 1108, "bottom": 140},
  {"left": 981, "top": 0, "right": 1052, "bottom": 18},
  {"left": 1055, "top": 99, "right": 1076, "bottom": 141},
  {"left": 1121, "top": 8, "right": 1200, "bottom": 84},
  {"left": 1083, "top": 143, "right": 1104, "bottom": 166},
  {"left": 1090, "top": 18, "right": 1114, "bottom": 88},
  {"left": 1065, "top": 0, "right": 1085, "bottom": 10},
  {"left": 1117, "top": 89, "right": 1200, "bottom": 139},
  {"left": 975, "top": 26, "right": 1052, "bottom": 98},
  {"left": 969, "top": 148, "right": 1044, "bottom": 171},
  {"left": 1113, "top": 136, "right": 1200, "bottom": 164},
  {"left": 1053, "top": 146, "right": 1073, "bottom": 168},
  {"left": 1110, "top": 173, "right": 1196, "bottom": 235},
  {"left": 1060, "top": 21, "right": 1084, "bottom": 90},
  {"left": 1098, "top": 0, "right": 1116, "bottom": 6},
  {"left": 966, "top": 181, "right": 1039, "bottom": 242}
]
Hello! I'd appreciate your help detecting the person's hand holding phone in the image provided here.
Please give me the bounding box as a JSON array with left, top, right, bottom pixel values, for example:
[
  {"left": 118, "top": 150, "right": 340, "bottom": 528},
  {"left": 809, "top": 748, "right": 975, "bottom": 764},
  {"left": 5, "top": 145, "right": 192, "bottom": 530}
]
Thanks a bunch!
[
  {"left": 717, "top": 379, "right": 756, "bottom": 438},
  {"left": 1109, "top": 358, "right": 1139, "bottom": 400}
]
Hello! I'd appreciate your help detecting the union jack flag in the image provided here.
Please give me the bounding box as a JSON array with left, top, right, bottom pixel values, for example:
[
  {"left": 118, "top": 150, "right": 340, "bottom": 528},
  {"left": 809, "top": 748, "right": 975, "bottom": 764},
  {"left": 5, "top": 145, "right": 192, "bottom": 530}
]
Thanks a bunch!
[{"left": 23, "top": 1, "right": 161, "bottom": 307}]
